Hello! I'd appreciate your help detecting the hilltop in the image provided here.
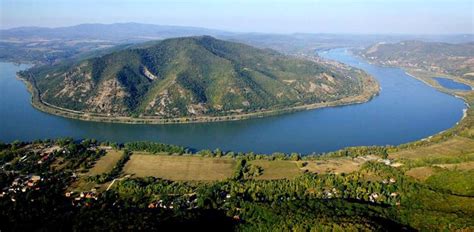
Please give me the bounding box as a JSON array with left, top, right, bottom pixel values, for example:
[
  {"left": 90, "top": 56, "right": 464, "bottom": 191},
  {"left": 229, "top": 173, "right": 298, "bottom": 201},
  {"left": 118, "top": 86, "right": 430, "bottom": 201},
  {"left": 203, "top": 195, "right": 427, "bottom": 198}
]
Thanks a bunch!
[{"left": 20, "top": 36, "right": 378, "bottom": 122}]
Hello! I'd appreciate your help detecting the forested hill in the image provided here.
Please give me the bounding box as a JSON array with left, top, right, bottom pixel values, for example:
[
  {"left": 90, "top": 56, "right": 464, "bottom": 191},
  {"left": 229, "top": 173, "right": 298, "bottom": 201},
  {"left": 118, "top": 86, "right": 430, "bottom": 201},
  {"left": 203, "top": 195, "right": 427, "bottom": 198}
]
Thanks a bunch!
[
  {"left": 21, "top": 36, "right": 375, "bottom": 119},
  {"left": 359, "top": 41, "right": 474, "bottom": 79}
]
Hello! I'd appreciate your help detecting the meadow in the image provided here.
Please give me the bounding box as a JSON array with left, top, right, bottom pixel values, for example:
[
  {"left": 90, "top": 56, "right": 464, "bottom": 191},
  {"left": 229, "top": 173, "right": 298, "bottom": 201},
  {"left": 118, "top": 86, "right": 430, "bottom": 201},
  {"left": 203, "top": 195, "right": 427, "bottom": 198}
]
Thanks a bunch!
[{"left": 122, "top": 153, "right": 236, "bottom": 181}]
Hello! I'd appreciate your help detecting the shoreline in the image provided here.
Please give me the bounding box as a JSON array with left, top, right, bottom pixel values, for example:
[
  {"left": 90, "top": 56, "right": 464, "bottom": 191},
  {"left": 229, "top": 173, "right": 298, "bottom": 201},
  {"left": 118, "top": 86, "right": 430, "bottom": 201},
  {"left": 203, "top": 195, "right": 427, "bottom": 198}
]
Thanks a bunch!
[
  {"left": 351, "top": 50, "right": 472, "bottom": 145},
  {"left": 403, "top": 70, "right": 472, "bottom": 142},
  {"left": 19, "top": 74, "right": 380, "bottom": 125},
  {"left": 352, "top": 49, "right": 471, "bottom": 107},
  {"left": 404, "top": 71, "right": 471, "bottom": 104}
]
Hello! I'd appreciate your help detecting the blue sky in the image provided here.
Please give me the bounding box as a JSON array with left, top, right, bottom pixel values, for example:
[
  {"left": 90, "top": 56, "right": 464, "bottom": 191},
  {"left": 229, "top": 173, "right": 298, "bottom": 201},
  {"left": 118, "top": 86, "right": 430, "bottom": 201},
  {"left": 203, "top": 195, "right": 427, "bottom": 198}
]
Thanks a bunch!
[{"left": 1, "top": 0, "right": 473, "bottom": 34}]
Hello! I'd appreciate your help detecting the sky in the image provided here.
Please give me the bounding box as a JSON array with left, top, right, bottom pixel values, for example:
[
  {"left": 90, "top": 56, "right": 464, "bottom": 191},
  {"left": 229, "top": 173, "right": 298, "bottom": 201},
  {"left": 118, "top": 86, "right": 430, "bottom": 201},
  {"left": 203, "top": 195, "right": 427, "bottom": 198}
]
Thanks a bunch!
[{"left": 1, "top": 0, "right": 473, "bottom": 34}]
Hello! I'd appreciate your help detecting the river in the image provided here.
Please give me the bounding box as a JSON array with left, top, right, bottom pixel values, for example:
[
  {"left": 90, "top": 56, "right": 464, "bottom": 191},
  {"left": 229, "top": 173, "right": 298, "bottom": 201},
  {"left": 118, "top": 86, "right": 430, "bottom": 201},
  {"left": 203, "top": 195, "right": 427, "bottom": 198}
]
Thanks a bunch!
[{"left": 0, "top": 48, "right": 467, "bottom": 154}]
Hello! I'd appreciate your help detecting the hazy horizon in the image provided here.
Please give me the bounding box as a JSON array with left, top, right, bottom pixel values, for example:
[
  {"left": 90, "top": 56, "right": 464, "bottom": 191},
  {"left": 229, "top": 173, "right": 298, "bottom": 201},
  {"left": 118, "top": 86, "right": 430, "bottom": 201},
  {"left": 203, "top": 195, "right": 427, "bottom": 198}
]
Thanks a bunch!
[{"left": 1, "top": 0, "right": 473, "bottom": 34}]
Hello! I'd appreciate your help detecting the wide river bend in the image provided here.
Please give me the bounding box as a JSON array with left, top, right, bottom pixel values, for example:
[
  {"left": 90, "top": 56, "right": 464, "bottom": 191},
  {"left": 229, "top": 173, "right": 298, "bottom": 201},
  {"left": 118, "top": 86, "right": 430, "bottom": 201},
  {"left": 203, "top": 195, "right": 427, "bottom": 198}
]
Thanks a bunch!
[{"left": 0, "top": 49, "right": 466, "bottom": 154}]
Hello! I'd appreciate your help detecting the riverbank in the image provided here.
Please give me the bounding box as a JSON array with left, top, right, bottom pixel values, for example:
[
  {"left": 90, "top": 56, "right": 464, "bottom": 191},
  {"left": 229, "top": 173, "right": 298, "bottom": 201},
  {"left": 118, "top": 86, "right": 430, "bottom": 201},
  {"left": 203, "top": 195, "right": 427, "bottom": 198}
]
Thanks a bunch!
[
  {"left": 404, "top": 69, "right": 472, "bottom": 97},
  {"left": 353, "top": 49, "right": 472, "bottom": 125},
  {"left": 350, "top": 50, "right": 473, "bottom": 149},
  {"left": 405, "top": 70, "right": 472, "bottom": 142},
  {"left": 19, "top": 73, "right": 380, "bottom": 125}
]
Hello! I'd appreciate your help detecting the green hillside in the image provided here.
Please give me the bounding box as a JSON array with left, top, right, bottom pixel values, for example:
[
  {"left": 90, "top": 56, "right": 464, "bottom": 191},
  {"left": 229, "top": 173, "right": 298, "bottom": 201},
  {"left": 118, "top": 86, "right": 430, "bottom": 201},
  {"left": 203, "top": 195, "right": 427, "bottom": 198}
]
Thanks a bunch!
[
  {"left": 21, "top": 36, "right": 374, "bottom": 118},
  {"left": 359, "top": 41, "right": 474, "bottom": 80}
]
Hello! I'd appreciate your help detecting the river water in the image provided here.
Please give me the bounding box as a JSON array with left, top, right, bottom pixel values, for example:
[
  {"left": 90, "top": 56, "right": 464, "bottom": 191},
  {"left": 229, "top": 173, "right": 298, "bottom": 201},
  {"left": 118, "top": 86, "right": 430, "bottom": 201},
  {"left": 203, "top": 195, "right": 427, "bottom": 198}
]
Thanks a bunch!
[
  {"left": 434, "top": 77, "right": 472, "bottom": 91},
  {"left": 0, "top": 49, "right": 467, "bottom": 154}
]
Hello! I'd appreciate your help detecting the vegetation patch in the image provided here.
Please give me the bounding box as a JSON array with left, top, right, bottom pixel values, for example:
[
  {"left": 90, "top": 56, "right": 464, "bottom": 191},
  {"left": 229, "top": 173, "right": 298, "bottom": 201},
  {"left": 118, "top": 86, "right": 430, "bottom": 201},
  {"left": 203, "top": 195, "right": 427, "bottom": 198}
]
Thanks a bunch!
[
  {"left": 124, "top": 141, "right": 187, "bottom": 154},
  {"left": 425, "top": 169, "right": 474, "bottom": 196}
]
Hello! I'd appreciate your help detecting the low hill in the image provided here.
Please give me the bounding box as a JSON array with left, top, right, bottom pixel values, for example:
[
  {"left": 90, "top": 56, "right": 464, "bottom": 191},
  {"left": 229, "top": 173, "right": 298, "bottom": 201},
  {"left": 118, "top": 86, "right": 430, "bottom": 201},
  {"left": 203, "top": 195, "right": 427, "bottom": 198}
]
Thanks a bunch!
[
  {"left": 359, "top": 41, "right": 474, "bottom": 79},
  {"left": 21, "top": 36, "right": 377, "bottom": 120}
]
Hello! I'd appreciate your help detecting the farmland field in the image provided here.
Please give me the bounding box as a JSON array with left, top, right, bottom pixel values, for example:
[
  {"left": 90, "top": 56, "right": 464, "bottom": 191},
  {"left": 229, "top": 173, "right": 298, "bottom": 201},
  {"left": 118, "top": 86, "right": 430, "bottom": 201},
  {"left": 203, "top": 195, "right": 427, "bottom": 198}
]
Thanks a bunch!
[
  {"left": 123, "top": 154, "right": 236, "bottom": 181},
  {"left": 405, "top": 167, "right": 435, "bottom": 181},
  {"left": 390, "top": 136, "right": 474, "bottom": 160},
  {"left": 87, "top": 150, "right": 124, "bottom": 175},
  {"left": 250, "top": 160, "right": 301, "bottom": 180},
  {"left": 300, "top": 156, "right": 371, "bottom": 174}
]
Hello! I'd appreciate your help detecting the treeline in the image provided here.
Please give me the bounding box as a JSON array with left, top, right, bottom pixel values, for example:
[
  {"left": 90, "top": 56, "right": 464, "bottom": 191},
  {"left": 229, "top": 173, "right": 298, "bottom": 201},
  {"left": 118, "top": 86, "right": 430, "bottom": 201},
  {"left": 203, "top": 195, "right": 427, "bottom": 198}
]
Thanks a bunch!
[
  {"left": 2, "top": 139, "right": 396, "bottom": 164},
  {"left": 124, "top": 141, "right": 187, "bottom": 154},
  {"left": 122, "top": 141, "right": 393, "bottom": 161}
]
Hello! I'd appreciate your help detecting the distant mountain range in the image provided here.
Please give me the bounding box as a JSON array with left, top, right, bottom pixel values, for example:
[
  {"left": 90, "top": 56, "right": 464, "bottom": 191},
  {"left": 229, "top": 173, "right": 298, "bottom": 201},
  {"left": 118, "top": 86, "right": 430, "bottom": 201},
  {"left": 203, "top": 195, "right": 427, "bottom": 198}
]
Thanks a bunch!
[
  {"left": 3, "top": 23, "right": 472, "bottom": 43},
  {"left": 1, "top": 22, "right": 233, "bottom": 42},
  {"left": 20, "top": 36, "right": 376, "bottom": 119},
  {"left": 2, "top": 23, "right": 473, "bottom": 64}
]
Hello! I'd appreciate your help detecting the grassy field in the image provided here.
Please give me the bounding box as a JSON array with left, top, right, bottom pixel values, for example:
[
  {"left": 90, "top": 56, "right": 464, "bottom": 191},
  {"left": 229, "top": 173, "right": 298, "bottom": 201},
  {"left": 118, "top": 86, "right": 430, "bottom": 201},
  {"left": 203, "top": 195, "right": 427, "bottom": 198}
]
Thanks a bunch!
[
  {"left": 123, "top": 154, "right": 236, "bottom": 181},
  {"left": 67, "top": 150, "right": 124, "bottom": 192},
  {"left": 115, "top": 134, "right": 474, "bottom": 183},
  {"left": 300, "top": 156, "right": 373, "bottom": 174},
  {"left": 120, "top": 154, "right": 375, "bottom": 181},
  {"left": 405, "top": 167, "right": 435, "bottom": 181},
  {"left": 250, "top": 160, "right": 301, "bottom": 180},
  {"left": 395, "top": 136, "right": 474, "bottom": 180},
  {"left": 390, "top": 136, "right": 474, "bottom": 160},
  {"left": 87, "top": 150, "right": 124, "bottom": 176}
]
